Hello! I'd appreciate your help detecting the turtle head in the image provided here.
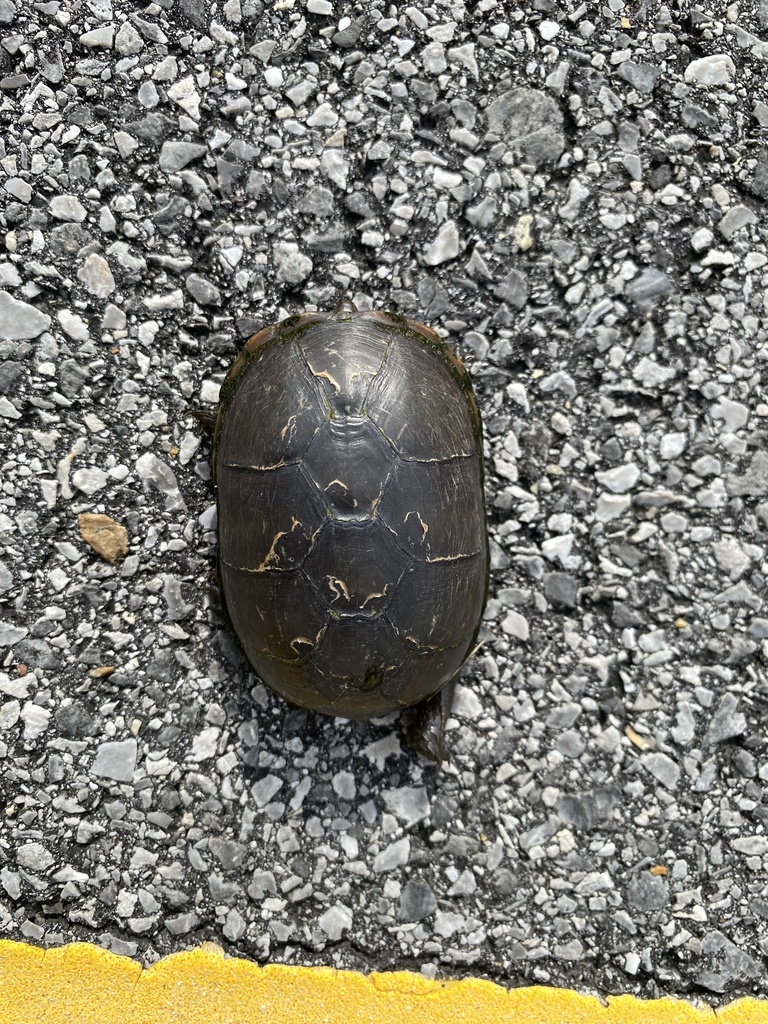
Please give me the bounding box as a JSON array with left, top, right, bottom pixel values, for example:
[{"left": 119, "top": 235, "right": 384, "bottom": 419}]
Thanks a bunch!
[{"left": 332, "top": 298, "right": 358, "bottom": 317}]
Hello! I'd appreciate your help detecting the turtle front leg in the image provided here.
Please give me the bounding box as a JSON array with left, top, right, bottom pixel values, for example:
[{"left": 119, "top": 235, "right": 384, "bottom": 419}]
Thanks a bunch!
[{"left": 404, "top": 680, "right": 456, "bottom": 764}]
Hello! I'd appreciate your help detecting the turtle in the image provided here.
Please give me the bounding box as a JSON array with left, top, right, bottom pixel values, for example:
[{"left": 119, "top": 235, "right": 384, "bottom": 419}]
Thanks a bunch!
[{"left": 213, "top": 299, "right": 488, "bottom": 762}]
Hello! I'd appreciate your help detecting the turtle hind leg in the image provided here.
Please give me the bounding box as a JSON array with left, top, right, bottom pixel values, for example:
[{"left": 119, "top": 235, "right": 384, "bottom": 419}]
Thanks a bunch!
[
  {"left": 191, "top": 407, "right": 216, "bottom": 433},
  {"left": 404, "top": 680, "right": 456, "bottom": 765}
]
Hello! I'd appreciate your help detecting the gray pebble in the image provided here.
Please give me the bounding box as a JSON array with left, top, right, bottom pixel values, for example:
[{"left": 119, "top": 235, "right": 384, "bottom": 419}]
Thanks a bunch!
[
  {"left": 0, "top": 292, "right": 51, "bottom": 340},
  {"left": 626, "top": 269, "right": 673, "bottom": 306},
  {"left": 632, "top": 356, "right": 676, "bottom": 387},
  {"left": 543, "top": 572, "right": 578, "bottom": 608},
  {"left": 696, "top": 931, "right": 762, "bottom": 992},
  {"left": 617, "top": 62, "right": 660, "bottom": 94},
  {"left": 77, "top": 254, "right": 116, "bottom": 298},
  {"left": 138, "top": 81, "right": 159, "bottom": 108},
  {"left": 135, "top": 453, "right": 186, "bottom": 511},
  {"left": 186, "top": 273, "right": 221, "bottom": 306},
  {"left": 399, "top": 879, "right": 437, "bottom": 921},
  {"left": 297, "top": 185, "right": 335, "bottom": 217},
  {"left": 421, "top": 41, "right": 447, "bottom": 75},
  {"left": 0, "top": 623, "right": 27, "bottom": 646},
  {"left": 318, "top": 903, "right": 353, "bottom": 940},
  {"left": 1, "top": 869, "right": 21, "bottom": 900},
  {"left": 423, "top": 220, "right": 460, "bottom": 266},
  {"left": 115, "top": 22, "right": 143, "bottom": 55},
  {"left": 165, "top": 912, "right": 199, "bottom": 936},
  {"left": 705, "top": 693, "right": 747, "bottom": 744},
  {"left": 711, "top": 396, "right": 749, "bottom": 431},
  {"left": 691, "top": 227, "right": 714, "bottom": 251},
  {"left": 671, "top": 703, "right": 696, "bottom": 745},
  {"left": 5, "top": 177, "right": 31, "bottom": 202},
  {"left": 491, "top": 868, "right": 517, "bottom": 895},
  {"left": 493, "top": 270, "right": 528, "bottom": 308},
  {"left": 50, "top": 195, "right": 88, "bottom": 223},
  {"left": 159, "top": 142, "right": 207, "bottom": 172},
  {"left": 275, "top": 246, "right": 313, "bottom": 286},
  {"left": 555, "top": 939, "right": 585, "bottom": 961},
  {"left": 72, "top": 467, "right": 108, "bottom": 495},
  {"left": 209, "top": 839, "right": 247, "bottom": 870},
  {"left": 16, "top": 841, "right": 54, "bottom": 872},
  {"left": 162, "top": 574, "right": 194, "bottom": 621},
  {"left": 627, "top": 872, "right": 668, "bottom": 911},
  {"left": 448, "top": 868, "right": 477, "bottom": 895},
  {"left": 642, "top": 752, "right": 680, "bottom": 790},
  {"left": 555, "top": 730, "right": 586, "bottom": 758},
  {"left": 726, "top": 451, "right": 768, "bottom": 497},
  {"left": 79, "top": 25, "right": 114, "bottom": 47},
  {"left": 717, "top": 205, "right": 758, "bottom": 239},
  {"left": 251, "top": 774, "right": 282, "bottom": 807},
  {"left": 519, "top": 821, "right": 557, "bottom": 851},
  {"left": 320, "top": 150, "right": 349, "bottom": 189},
  {"left": 464, "top": 197, "right": 496, "bottom": 229},
  {"left": 223, "top": 908, "right": 246, "bottom": 941},
  {"left": 383, "top": 786, "right": 429, "bottom": 826},
  {"left": 556, "top": 789, "right": 620, "bottom": 831},
  {"left": 684, "top": 55, "right": 735, "bottom": 87},
  {"left": 595, "top": 464, "right": 640, "bottom": 493},
  {"left": 373, "top": 837, "right": 409, "bottom": 872},
  {"left": 486, "top": 88, "right": 565, "bottom": 165},
  {"left": 90, "top": 738, "right": 138, "bottom": 783},
  {"left": 55, "top": 704, "right": 95, "bottom": 739}
]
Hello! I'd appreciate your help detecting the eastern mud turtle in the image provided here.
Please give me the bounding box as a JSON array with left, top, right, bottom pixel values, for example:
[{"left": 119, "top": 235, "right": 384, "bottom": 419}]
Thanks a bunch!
[{"left": 214, "top": 301, "right": 488, "bottom": 761}]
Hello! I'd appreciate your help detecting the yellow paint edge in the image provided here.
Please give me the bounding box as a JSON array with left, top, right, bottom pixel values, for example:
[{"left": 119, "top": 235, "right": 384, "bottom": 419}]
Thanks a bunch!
[{"left": 0, "top": 940, "right": 766, "bottom": 1024}]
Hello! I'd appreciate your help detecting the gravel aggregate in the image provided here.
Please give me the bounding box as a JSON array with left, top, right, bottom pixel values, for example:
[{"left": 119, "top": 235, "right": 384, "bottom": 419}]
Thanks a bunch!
[{"left": 1, "top": 0, "right": 768, "bottom": 1007}]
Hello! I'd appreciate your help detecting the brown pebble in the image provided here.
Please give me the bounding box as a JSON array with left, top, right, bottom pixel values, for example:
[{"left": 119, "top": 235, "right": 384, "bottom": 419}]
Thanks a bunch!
[
  {"left": 88, "top": 665, "right": 116, "bottom": 679},
  {"left": 78, "top": 513, "right": 129, "bottom": 563},
  {"left": 624, "top": 724, "right": 656, "bottom": 752}
]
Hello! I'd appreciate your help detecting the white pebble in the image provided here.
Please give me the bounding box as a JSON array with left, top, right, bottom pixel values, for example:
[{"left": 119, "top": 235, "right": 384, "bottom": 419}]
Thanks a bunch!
[
  {"left": 423, "top": 219, "right": 460, "bottom": 265},
  {"left": 684, "top": 54, "right": 735, "bottom": 87}
]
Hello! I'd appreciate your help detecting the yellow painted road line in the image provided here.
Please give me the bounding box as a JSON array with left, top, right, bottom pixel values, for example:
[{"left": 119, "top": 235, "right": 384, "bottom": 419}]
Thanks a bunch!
[{"left": 0, "top": 940, "right": 766, "bottom": 1023}]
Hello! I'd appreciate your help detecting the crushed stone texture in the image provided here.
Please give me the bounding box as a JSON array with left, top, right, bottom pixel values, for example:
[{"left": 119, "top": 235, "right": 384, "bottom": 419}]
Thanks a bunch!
[{"left": 0, "top": 0, "right": 766, "bottom": 1008}]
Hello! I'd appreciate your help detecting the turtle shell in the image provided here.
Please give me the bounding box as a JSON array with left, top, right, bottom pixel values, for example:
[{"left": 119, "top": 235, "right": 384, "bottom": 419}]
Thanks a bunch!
[{"left": 214, "top": 307, "right": 488, "bottom": 720}]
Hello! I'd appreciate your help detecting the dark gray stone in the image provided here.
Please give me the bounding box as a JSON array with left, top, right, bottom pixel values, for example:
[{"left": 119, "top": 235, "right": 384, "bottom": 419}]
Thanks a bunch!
[
  {"left": 705, "top": 692, "right": 747, "bottom": 744},
  {"left": 55, "top": 704, "right": 96, "bottom": 739},
  {"left": 0, "top": 0, "right": 16, "bottom": 25},
  {"left": 0, "top": 360, "right": 22, "bottom": 394},
  {"left": 209, "top": 839, "right": 247, "bottom": 871},
  {"left": 556, "top": 788, "right": 621, "bottom": 831},
  {"left": 49, "top": 223, "right": 93, "bottom": 255},
  {"left": 627, "top": 871, "right": 668, "bottom": 911},
  {"left": 696, "top": 931, "right": 762, "bottom": 993},
  {"left": 332, "top": 17, "right": 363, "bottom": 48},
  {"left": 179, "top": 0, "right": 207, "bottom": 28},
  {"left": 297, "top": 185, "right": 335, "bottom": 217},
  {"left": 750, "top": 148, "right": 768, "bottom": 199},
  {"left": 185, "top": 273, "right": 221, "bottom": 306},
  {"left": 491, "top": 868, "right": 517, "bottom": 895},
  {"left": 726, "top": 451, "right": 768, "bottom": 497},
  {"left": 612, "top": 601, "right": 646, "bottom": 627},
  {"left": 399, "top": 879, "right": 437, "bottom": 921},
  {"left": 216, "top": 158, "right": 245, "bottom": 197},
  {"left": 124, "top": 112, "right": 174, "bottom": 146},
  {"left": 543, "top": 572, "right": 579, "bottom": 608},
  {"left": 626, "top": 269, "right": 673, "bottom": 306},
  {"left": 486, "top": 88, "right": 565, "bottom": 164},
  {"left": 493, "top": 270, "right": 528, "bottom": 308},
  {"left": 617, "top": 62, "right": 661, "bottom": 94}
]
